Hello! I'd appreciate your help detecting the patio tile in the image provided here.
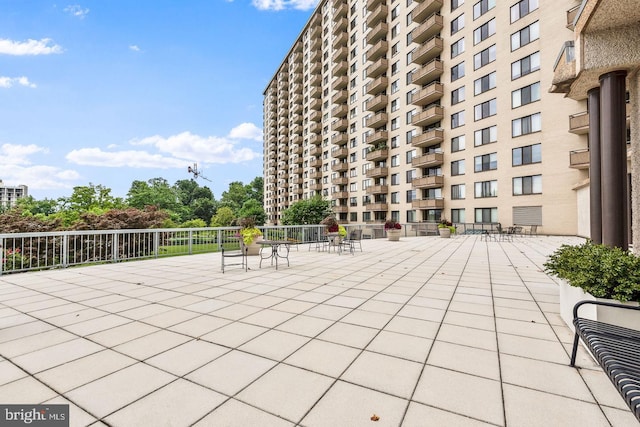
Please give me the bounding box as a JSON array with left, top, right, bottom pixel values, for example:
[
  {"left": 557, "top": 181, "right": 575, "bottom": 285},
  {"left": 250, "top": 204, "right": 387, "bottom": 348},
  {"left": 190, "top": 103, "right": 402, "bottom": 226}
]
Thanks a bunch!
[
  {"left": 237, "top": 364, "right": 333, "bottom": 423},
  {"left": 0, "top": 360, "right": 28, "bottom": 385},
  {"left": 284, "top": 340, "right": 360, "bottom": 378},
  {"left": 437, "top": 323, "right": 497, "bottom": 352},
  {"left": 427, "top": 341, "right": 500, "bottom": 380},
  {"left": 45, "top": 308, "right": 107, "bottom": 327},
  {"left": 183, "top": 299, "right": 233, "bottom": 314},
  {"left": 275, "top": 314, "right": 334, "bottom": 337},
  {"left": 65, "top": 363, "right": 176, "bottom": 419},
  {"left": 195, "top": 398, "right": 295, "bottom": 427},
  {"left": 503, "top": 383, "right": 608, "bottom": 426},
  {"left": 0, "top": 312, "right": 33, "bottom": 329},
  {"left": 317, "top": 322, "right": 378, "bottom": 349},
  {"left": 44, "top": 395, "right": 98, "bottom": 427},
  {"left": 112, "top": 330, "right": 191, "bottom": 360},
  {"left": 239, "top": 330, "right": 310, "bottom": 360},
  {"left": 304, "top": 304, "right": 351, "bottom": 321},
  {"left": 35, "top": 349, "right": 136, "bottom": 393},
  {"left": 402, "top": 401, "right": 495, "bottom": 427},
  {"left": 443, "top": 311, "right": 495, "bottom": 331},
  {"left": 168, "top": 315, "right": 231, "bottom": 337},
  {"left": 186, "top": 350, "right": 276, "bottom": 395},
  {"left": 12, "top": 338, "right": 104, "bottom": 373},
  {"left": 579, "top": 368, "right": 632, "bottom": 410},
  {"left": 413, "top": 365, "right": 504, "bottom": 426},
  {"left": 200, "top": 322, "right": 268, "bottom": 348},
  {"left": 325, "top": 295, "right": 366, "bottom": 309},
  {"left": 301, "top": 380, "right": 407, "bottom": 427},
  {"left": 64, "top": 314, "right": 132, "bottom": 336},
  {"left": 0, "top": 328, "right": 77, "bottom": 358},
  {"left": 448, "top": 300, "right": 494, "bottom": 317},
  {"left": 495, "top": 317, "right": 558, "bottom": 341},
  {"left": 104, "top": 379, "right": 226, "bottom": 426},
  {"left": 159, "top": 294, "right": 208, "bottom": 308},
  {"left": 494, "top": 305, "right": 547, "bottom": 323},
  {"left": 241, "top": 309, "right": 296, "bottom": 328},
  {"left": 242, "top": 294, "right": 286, "bottom": 308},
  {"left": 86, "top": 321, "right": 159, "bottom": 347},
  {"left": 340, "top": 309, "right": 393, "bottom": 329},
  {"left": 138, "top": 307, "right": 201, "bottom": 328},
  {"left": 384, "top": 316, "right": 440, "bottom": 340},
  {"left": 0, "top": 376, "right": 57, "bottom": 404},
  {"left": 146, "top": 339, "right": 229, "bottom": 376},
  {"left": 341, "top": 351, "right": 422, "bottom": 399},
  {"left": 498, "top": 333, "right": 569, "bottom": 364},
  {"left": 291, "top": 291, "right": 332, "bottom": 304},
  {"left": 397, "top": 305, "right": 446, "bottom": 323},
  {"left": 0, "top": 321, "right": 56, "bottom": 344},
  {"left": 366, "top": 330, "right": 433, "bottom": 363},
  {"left": 271, "top": 299, "right": 317, "bottom": 314},
  {"left": 600, "top": 405, "right": 640, "bottom": 426},
  {"left": 358, "top": 299, "right": 402, "bottom": 315},
  {"left": 210, "top": 303, "right": 263, "bottom": 320}
]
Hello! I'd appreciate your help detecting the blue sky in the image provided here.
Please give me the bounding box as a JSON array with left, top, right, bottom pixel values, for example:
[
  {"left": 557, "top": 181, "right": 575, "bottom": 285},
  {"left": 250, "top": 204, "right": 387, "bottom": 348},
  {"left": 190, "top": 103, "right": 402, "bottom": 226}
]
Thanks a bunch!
[{"left": 0, "top": 0, "right": 316, "bottom": 200}]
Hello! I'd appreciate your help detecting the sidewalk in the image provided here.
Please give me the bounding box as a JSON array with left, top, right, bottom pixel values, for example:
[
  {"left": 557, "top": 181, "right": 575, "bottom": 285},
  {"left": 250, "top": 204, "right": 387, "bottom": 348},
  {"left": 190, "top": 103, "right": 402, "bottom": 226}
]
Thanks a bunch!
[{"left": 0, "top": 235, "right": 637, "bottom": 426}]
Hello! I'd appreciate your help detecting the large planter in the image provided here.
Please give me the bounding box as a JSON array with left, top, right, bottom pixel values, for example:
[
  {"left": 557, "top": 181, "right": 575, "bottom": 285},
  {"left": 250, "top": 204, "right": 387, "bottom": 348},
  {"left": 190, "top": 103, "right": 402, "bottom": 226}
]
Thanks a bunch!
[
  {"left": 438, "top": 227, "right": 451, "bottom": 238},
  {"left": 386, "top": 229, "right": 401, "bottom": 241},
  {"left": 559, "top": 280, "right": 640, "bottom": 332},
  {"left": 243, "top": 236, "right": 263, "bottom": 256}
]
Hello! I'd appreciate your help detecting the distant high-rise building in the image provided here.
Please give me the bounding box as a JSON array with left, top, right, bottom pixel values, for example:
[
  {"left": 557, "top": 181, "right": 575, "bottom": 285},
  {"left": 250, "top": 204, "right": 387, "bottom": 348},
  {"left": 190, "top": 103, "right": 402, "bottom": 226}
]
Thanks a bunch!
[
  {"left": 263, "top": 0, "right": 634, "bottom": 237},
  {"left": 0, "top": 180, "right": 28, "bottom": 209}
]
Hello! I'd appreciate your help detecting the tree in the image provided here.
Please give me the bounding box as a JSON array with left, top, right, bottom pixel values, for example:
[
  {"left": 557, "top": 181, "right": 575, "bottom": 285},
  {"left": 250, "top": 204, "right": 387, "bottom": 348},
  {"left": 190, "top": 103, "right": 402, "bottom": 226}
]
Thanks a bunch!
[
  {"left": 59, "top": 184, "right": 123, "bottom": 213},
  {"left": 173, "top": 179, "right": 216, "bottom": 223},
  {"left": 15, "top": 196, "right": 59, "bottom": 216},
  {"left": 237, "top": 199, "right": 266, "bottom": 225},
  {"left": 247, "top": 177, "right": 264, "bottom": 204},
  {"left": 280, "top": 196, "right": 332, "bottom": 225},
  {"left": 210, "top": 206, "right": 235, "bottom": 227},
  {"left": 219, "top": 181, "right": 247, "bottom": 212},
  {"left": 126, "top": 178, "right": 179, "bottom": 212}
]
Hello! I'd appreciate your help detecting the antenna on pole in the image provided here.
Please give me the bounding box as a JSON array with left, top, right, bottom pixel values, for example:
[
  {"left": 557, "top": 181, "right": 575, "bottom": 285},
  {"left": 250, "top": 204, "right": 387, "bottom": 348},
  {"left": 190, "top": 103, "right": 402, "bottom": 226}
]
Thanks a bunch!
[{"left": 187, "top": 163, "right": 211, "bottom": 181}]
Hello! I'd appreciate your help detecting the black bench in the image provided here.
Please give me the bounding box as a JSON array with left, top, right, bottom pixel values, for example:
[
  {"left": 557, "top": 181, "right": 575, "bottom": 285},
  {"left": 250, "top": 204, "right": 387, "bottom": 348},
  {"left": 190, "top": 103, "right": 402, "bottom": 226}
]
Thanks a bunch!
[{"left": 570, "top": 300, "right": 640, "bottom": 421}]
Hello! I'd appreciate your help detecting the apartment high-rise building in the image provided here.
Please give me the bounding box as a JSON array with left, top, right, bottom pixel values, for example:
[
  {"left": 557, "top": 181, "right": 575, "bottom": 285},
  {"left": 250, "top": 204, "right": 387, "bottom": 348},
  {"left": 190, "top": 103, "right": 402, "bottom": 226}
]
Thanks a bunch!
[
  {"left": 0, "top": 180, "right": 28, "bottom": 209},
  {"left": 263, "top": 0, "right": 599, "bottom": 235}
]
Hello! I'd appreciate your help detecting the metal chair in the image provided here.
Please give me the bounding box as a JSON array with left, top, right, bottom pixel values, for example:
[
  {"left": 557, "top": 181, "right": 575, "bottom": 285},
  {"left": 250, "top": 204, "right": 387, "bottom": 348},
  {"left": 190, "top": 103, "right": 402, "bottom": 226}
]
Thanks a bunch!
[
  {"left": 341, "top": 229, "right": 363, "bottom": 254},
  {"left": 221, "top": 245, "right": 248, "bottom": 273}
]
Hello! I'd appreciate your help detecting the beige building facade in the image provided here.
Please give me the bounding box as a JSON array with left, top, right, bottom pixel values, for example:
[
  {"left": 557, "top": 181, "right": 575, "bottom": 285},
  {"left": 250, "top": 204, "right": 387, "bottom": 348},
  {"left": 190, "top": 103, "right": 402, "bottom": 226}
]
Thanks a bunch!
[
  {"left": 264, "top": 0, "right": 594, "bottom": 235},
  {"left": 0, "top": 180, "right": 28, "bottom": 209}
]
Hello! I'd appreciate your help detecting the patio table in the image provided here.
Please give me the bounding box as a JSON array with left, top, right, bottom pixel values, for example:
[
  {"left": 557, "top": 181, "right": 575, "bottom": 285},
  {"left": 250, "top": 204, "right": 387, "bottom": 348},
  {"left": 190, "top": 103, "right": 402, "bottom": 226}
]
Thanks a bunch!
[{"left": 259, "top": 239, "right": 291, "bottom": 270}]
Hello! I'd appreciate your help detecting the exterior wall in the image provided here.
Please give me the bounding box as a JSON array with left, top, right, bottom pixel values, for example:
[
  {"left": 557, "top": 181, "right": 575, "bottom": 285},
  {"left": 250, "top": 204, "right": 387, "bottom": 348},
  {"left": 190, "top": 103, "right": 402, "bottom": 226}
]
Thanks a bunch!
[
  {"left": 575, "top": 184, "right": 590, "bottom": 238},
  {"left": 0, "top": 181, "right": 28, "bottom": 209},
  {"left": 263, "top": 0, "right": 587, "bottom": 233}
]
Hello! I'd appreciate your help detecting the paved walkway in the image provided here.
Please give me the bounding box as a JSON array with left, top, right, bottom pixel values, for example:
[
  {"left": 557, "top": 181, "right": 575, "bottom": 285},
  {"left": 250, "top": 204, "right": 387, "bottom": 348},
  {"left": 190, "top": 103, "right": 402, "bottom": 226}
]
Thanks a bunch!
[{"left": 0, "top": 235, "right": 637, "bottom": 426}]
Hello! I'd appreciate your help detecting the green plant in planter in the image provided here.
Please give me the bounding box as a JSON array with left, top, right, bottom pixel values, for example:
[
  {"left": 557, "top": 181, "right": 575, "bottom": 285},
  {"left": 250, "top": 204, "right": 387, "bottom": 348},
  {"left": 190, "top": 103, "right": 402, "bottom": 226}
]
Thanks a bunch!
[
  {"left": 320, "top": 215, "right": 347, "bottom": 237},
  {"left": 544, "top": 241, "right": 640, "bottom": 302},
  {"left": 237, "top": 217, "right": 263, "bottom": 246},
  {"left": 437, "top": 219, "right": 456, "bottom": 233}
]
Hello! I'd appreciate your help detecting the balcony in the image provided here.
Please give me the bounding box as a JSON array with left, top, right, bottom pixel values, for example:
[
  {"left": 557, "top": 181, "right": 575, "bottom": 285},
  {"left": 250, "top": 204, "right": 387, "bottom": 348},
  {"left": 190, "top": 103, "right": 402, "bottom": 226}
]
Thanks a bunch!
[
  {"left": 332, "top": 118, "right": 349, "bottom": 131},
  {"left": 411, "top": 175, "right": 444, "bottom": 189},
  {"left": 333, "top": 205, "right": 349, "bottom": 213},
  {"left": 309, "top": 133, "right": 321, "bottom": 145},
  {"left": 310, "top": 183, "right": 323, "bottom": 191},
  {"left": 310, "top": 158, "right": 323, "bottom": 168},
  {"left": 410, "top": 82, "right": 444, "bottom": 106},
  {"left": 365, "top": 202, "right": 389, "bottom": 211},
  {"left": 411, "top": 0, "right": 443, "bottom": 23},
  {"left": 332, "top": 104, "right": 348, "bottom": 118},
  {"left": 411, "top": 151, "right": 444, "bottom": 168},
  {"left": 366, "top": 57, "right": 388, "bottom": 79},
  {"left": 332, "top": 176, "right": 349, "bottom": 185},
  {"left": 411, "top": 105, "right": 444, "bottom": 127},
  {"left": 309, "top": 170, "right": 323, "bottom": 180},
  {"left": 412, "top": 36, "right": 444, "bottom": 65},
  {"left": 291, "top": 72, "right": 302, "bottom": 83},
  {"left": 412, "top": 13, "right": 444, "bottom": 44},
  {"left": 309, "top": 98, "right": 322, "bottom": 111},
  {"left": 332, "top": 89, "right": 348, "bottom": 104},
  {"left": 333, "top": 17, "right": 348, "bottom": 35},
  {"left": 309, "top": 121, "right": 320, "bottom": 133},
  {"left": 366, "top": 185, "right": 389, "bottom": 195},
  {"left": 334, "top": 1, "right": 348, "bottom": 18},
  {"left": 366, "top": 148, "right": 389, "bottom": 161},
  {"left": 291, "top": 176, "right": 302, "bottom": 185},
  {"left": 309, "top": 145, "right": 322, "bottom": 157},
  {"left": 292, "top": 155, "right": 303, "bottom": 164},
  {"left": 332, "top": 132, "right": 348, "bottom": 146},
  {"left": 412, "top": 198, "right": 444, "bottom": 209},
  {"left": 331, "top": 147, "right": 349, "bottom": 159},
  {"left": 332, "top": 46, "right": 349, "bottom": 62},
  {"left": 333, "top": 191, "right": 350, "bottom": 199},
  {"left": 569, "top": 111, "right": 589, "bottom": 134},
  {"left": 412, "top": 128, "right": 444, "bottom": 148},
  {"left": 333, "top": 75, "right": 348, "bottom": 90},
  {"left": 366, "top": 4, "right": 388, "bottom": 27},
  {"left": 291, "top": 186, "right": 303, "bottom": 195},
  {"left": 310, "top": 61, "right": 321, "bottom": 73},
  {"left": 367, "top": 21, "right": 388, "bottom": 45},
  {"left": 309, "top": 74, "right": 321, "bottom": 87},
  {"left": 332, "top": 162, "right": 349, "bottom": 172},
  {"left": 570, "top": 149, "right": 590, "bottom": 169},
  {"left": 366, "top": 0, "right": 383, "bottom": 12},
  {"left": 365, "top": 112, "right": 388, "bottom": 129},
  {"left": 367, "top": 39, "right": 388, "bottom": 62},
  {"left": 365, "top": 93, "right": 388, "bottom": 112},
  {"left": 309, "top": 86, "right": 321, "bottom": 99},
  {"left": 366, "top": 166, "right": 389, "bottom": 178},
  {"left": 309, "top": 110, "right": 321, "bottom": 123},
  {"left": 333, "top": 31, "right": 348, "bottom": 48},
  {"left": 291, "top": 113, "right": 303, "bottom": 124},
  {"left": 365, "top": 75, "right": 388, "bottom": 96},
  {"left": 566, "top": 4, "right": 580, "bottom": 30},
  {"left": 365, "top": 130, "right": 389, "bottom": 146}
]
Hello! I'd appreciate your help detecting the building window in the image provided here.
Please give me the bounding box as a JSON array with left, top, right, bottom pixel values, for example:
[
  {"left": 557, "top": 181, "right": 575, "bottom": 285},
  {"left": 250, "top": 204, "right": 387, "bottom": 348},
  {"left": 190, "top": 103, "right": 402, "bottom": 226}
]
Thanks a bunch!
[
  {"left": 451, "top": 38, "right": 465, "bottom": 58},
  {"left": 474, "top": 153, "right": 497, "bottom": 172},
  {"left": 511, "top": 21, "right": 539, "bottom": 51},
  {"left": 474, "top": 125, "right": 497, "bottom": 146},
  {"left": 451, "top": 14, "right": 465, "bottom": 35},
  {"left": 474, "top": 98, "right": 497, "bottom": 121},
  {"left": 451, "top": 0, "right": 464, "bottom": 11},
  {"left": 451, "top": 208, "right": 465, "bottom": 223},
  {"left": 513, "top": 175, "right": 542, "bottom": 195},
  {"left": 451, "top": 110, "right": 465, "bottom": 128},
  {"left": 474, "top": 180, "right": 497, "bottom": 198},
  {"left": 391, "top": 117, "right": 399, "bottom": 130},
  {"left": 512, "top": 112, "right": 541, "bottom": 137},
  {"left": 512, "top": 82, "right": 540, "bottom": 108},
  {"left": 452, "top": 86, "right": 466, "bottom": 105},
  {"left": 391, "top": 61, "right": 399, "bottom": 75},
  {"left": 406, "top": 169, "right": 417, "bottom": 182},
  {"left": 391, "top": 5, "right": 399, "bottom": 19},
  {"left": 451, "top": 62, "right": 465, "bottom": 81},
  {"left": 474, "top": 44, "right": 496, "bottom": 70},
  {"left": 391, "top": 135, "right": 399, "bottom": 148},
  {"left": 391, "top": 99, "right": 399, "bottom": 112},
  {"left": 473, "top": 18, "right": 496, "bottom": 45},
  {"left": 391, "top": 192, "right": 400, "bottom": 203},
  {"left": 405, "top": 130, "right": 414, "bottom": 144},
  {"left": 406, "top": 149, "right": 416, "bottom": 164},
  {"left": 512, "top": 51, "right": 540, "bottom": 79},
  {"left": 474, "top": 71, "right": 496, "bottom": 95},
  {"left": 475, "top": 207, "right": 497, "bottom": 223},
  {"left": 391, "top": 80, "right": 399, "bottom": 93},
  {"left": 451, "top": 184, "right": 466, "bottom": 200},
  {"left": 406, "top": 189, "right": 416, "bottom": 202},
  {"left": 452, "top": 135, "right": 466, "bottom": 152},
  {"left": 391, "top": 154, "right": 400, "bottom": 167},
  {"left": 451, "top": 159, "right": 466, "bottom": 176},
  {"left": 473, "top": 0, "right": 495, "bottom": 20},
  {"left": 391, "top": 173, "right": 400, "bottom": 185},
  {"left": 512, "top": 143, "right": 542, "bottom": 166},
  {"left": 511, "top": 0, "right": 539, "bottom": 23}
]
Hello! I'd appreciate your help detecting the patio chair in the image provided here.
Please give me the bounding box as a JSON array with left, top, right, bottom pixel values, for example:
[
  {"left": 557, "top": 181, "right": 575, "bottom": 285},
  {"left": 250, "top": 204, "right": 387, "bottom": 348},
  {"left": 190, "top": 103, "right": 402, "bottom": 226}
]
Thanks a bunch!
[
  {"left": 524, "top": 225, "right": 538, "bottom": 237},
  {"left": 221, "top": 245, "right": 248, "bottom": 273},
  {"left": 341, "top": 229, "right": 363, "bottom": 254}
]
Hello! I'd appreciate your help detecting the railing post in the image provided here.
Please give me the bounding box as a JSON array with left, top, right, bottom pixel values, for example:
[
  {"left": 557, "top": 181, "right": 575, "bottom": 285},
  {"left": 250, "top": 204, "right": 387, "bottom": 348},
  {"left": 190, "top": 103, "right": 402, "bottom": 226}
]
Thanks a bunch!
[
  {"left": 188, "top": 230, "right": 193, "bottom": 255},
  {"left": 62, "top": 234, "right": 68, "bottom": 267},
  {"left": 113, "top": 232, "right": 119, "bottom": 262},
  {"left": 154, "top": 231, "right": 159, "bottom": 258}
]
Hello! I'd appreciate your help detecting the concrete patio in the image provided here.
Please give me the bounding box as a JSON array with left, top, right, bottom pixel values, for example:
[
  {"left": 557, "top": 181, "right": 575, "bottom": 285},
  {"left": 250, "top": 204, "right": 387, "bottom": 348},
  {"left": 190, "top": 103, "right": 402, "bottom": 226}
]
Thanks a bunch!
[{"left": 0, "top": 234, "right": 637, "bottom": 426}]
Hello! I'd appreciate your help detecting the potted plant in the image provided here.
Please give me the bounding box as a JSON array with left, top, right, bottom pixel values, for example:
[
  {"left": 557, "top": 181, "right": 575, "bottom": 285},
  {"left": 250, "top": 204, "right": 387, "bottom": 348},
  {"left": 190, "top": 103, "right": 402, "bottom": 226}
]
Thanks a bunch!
[
  {"left": 544, "top": 240, "right": 640, "bottom": 330},
  {"left": 438, "top": 219, "right": 455, "bottom": 238},
  {"left": 384, "top": 219, "right": 402, "bottom": 241},
  {"left": 238, "top": 217, "right": 263, "bottom": 256},
  {"left": 321, "top": 215, "right": 346, "bottom": 245}
]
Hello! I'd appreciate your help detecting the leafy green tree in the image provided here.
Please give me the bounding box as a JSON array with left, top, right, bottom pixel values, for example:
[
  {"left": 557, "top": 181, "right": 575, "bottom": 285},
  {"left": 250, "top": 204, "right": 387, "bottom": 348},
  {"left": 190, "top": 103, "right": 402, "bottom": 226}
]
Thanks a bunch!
[
  {"left": 15, "top": 196, "right": 59, "bottom": 216},
  {"left": 59, "top": 184, "right": 123, "bottom": 213},
  {"left": 247, "top": 177, "right": 264, "bottom": 204},
  {"left": 237, "top": 199, "right": 266, "bottom": 225},
  {"left": 180, "top": 218, "right": 207, "bottom": 228},
  {"left": 280, "top": 196, "right": 332, "bottom": 225},
  {"left": 219, "top": 181, "right": 247, "bottom": 212},
  {"left": 126, "top": 178, "right": 179, "bottom": 212},
  {"left": 210, "top": 206, "right": 235, "bottom": 227},
  {"left": 173, "top": 179, "right": 216, "bottom": 223}
]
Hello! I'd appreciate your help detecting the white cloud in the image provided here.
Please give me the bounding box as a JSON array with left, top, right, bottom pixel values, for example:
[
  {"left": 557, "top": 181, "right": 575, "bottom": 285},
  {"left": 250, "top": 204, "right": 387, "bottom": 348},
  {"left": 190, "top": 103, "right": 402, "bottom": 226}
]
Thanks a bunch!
[
  {"left": 0, "top": 143, "right": 48, "bottom": 164},
  {"left": 0, "top": 38, "right": 63, "bottom": 55},
  {"left": 228, "top": 122, "right": 263, "bottom": 141},
  {"left": 252, "top": 0, "right": 318, "bottom": 10},
  {"left": 0, "top": 76, "right": 37, "bottom": 88},
  {"left": 129, "top": 45, "right": 140, "bottom": 52},
  {"left": 0, "top": 145, "right": 79, "bottom": 191},
  {"left": 65, "top": 148, "right": 188, "bottom": 168},
  {"left": 64, "top": 5, "right": 90, "bottom": 19}
]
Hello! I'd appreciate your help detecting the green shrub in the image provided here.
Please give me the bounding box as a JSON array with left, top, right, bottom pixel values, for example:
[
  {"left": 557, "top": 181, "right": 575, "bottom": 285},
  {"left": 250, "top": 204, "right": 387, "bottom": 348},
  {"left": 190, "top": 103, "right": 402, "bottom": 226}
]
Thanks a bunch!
[{"left": 544, "top": 241, "right": 640, "bottom": 302}]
